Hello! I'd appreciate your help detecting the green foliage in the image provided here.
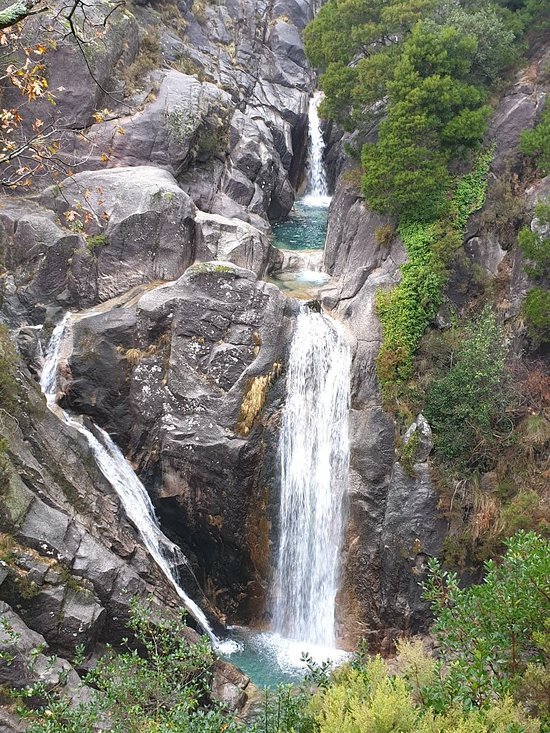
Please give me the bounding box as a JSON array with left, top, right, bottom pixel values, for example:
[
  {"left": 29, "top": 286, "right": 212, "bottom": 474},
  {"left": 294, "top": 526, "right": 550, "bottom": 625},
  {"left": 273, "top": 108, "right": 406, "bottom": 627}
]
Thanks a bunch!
[
  {"left": 518, "top": 202, "right": 550, "bottom": 280},
  {"left": 433, "top": 3, "right": 519, "bottom": 84},
  {"left": 304, "top": 0, "right": 436, "bottom": 129},
  {"left": 376, "top": 150, "right": 493, "bottom": 397},
  {"left": 85, "top": 233, "right": 108, "bottom": 250},
  {"left": 520, "top": 102, "right": 550, "bottom": 175},
  {"left": 260, "top": 684, "right": 317, "bottom": 733},
  {"left": 517, "top": 200, "right": 549, "bottom": 347},
  {"left": 376, "top": 221, "right": 443, "bottom": 385},
  {"left": 20, "top": 599, "right": 241, "bottom": 733},
  {"left": 494, "top": 0, "right": 550, "bottom": 28},
  {"left": 0, "top": 323, "right": 18, "bottom": 414},
  {"left": 361, "top": 21, "right": 491, "bottom": 220},
  {"left": 361, "top": 123, "right": 451, "bottom": 222},
  {"left": 424, "top": 308, "right": 511, "bottom": 472},
  {"left": 423, "top": 531, "right": 550, "bottom": 710},
  {"left": 306, "top": 653, "right": 538, "bottom": 733},
  {"left": 522, "top": 288, "right": 550, "bottom": 345},
  {"left": 254, "top": 535, "right": 546, "bottom": 733}
]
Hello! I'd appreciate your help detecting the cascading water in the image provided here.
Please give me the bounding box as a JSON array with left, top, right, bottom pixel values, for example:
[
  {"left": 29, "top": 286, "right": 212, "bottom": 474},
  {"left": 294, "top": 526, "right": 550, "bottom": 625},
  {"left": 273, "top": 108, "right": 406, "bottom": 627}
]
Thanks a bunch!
[
  {"left": 40, "top": 314, "right": 223, "bottom": 646},
  {"left": 272, "top": 307, "right": 350, "bottom": 648},
  {"left": 302, "top": 91, "right": 331, "bottom": 208}
]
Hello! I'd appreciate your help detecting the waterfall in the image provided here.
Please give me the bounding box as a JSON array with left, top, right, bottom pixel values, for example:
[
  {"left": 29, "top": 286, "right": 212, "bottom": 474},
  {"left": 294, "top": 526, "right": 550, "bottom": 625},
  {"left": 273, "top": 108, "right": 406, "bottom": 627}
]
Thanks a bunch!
[
  {"left": 303, "top": 91, "right": 331, "bottom": 208},
  {"left": 272, "top": 307, "right": 350, "bottom": 647},
  {"left": 40, "top": 314, "right": 221, "bottom": 646}
]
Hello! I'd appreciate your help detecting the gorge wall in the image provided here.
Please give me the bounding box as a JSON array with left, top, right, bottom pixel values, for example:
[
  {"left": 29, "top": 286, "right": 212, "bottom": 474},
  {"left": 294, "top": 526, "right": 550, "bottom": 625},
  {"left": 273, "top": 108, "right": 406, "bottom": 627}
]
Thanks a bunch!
[{"left": 1, "top": 0, "right": 548, "bottom": 721}]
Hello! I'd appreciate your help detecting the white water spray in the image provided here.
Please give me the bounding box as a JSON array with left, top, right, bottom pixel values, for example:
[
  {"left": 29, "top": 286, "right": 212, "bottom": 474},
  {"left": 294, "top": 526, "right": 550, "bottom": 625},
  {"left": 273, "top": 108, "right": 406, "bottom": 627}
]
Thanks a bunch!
[
  {"left": 272, "top": 307, "right": 350, "bottom": 647},
  {"left": 303, "top": 91, "right": 331, "bottom": 208},
  {"left": 40, "top": 314, "right": 227, "bottom": 647}
]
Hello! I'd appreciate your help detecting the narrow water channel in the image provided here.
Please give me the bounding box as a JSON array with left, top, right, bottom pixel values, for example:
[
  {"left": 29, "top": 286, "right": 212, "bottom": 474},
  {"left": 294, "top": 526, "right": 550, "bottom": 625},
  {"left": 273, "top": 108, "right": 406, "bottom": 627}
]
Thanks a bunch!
[{"left": 223, "top": 93, "right": 351, "bottom": 687}]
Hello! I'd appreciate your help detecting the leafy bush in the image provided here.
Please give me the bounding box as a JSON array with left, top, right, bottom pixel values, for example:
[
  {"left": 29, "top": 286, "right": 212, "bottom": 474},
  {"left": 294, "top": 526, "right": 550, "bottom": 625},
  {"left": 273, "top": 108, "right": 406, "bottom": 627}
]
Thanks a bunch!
[
  {"left": 433, "top": 3, "right": 519, "bottom": 84},
  {"left": 423, "top": 531, "right": 550, "bottom": 710},
  {"left": 17, "top": 599, "right": 241, "bottom": 733},
  {"left": 518, "top": 202, "right": 550, "bottom": 280},
  {"left": 307, "top": 652, "right": 539, "bottom": 733},
  {"left": 361, "top": 22, "right": 490, "bottom": 221},
  {"left": 376, "top": 150, "right": 493, "bottom": 399},
  {"left": 424, "top": 308, "right": 511, "bottom": 472},
  {"left": 523, "top": 288, "right": 550, "bottom": 345},
  {"left": 521, "top": 102, "right": 550, "bottom": 175}
]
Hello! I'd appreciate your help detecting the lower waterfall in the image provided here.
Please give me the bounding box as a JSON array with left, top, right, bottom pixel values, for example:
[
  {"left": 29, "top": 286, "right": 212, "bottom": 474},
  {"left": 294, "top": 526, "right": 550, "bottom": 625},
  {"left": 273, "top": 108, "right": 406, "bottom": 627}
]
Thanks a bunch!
[
  {"left": 272, "top": 307, "right": 350, "bottom": 648},
  {"left": 40, "top": 314, "right": 222, "bottom": 646}
]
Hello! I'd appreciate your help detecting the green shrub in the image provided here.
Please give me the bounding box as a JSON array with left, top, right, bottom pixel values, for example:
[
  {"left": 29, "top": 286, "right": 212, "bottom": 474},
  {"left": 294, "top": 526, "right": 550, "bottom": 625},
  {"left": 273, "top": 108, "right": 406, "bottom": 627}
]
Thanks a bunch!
[
  {"left": 423, "top": 531, "right": 550, "bottom": 711},
  {"left": 523, "top": 288, "right": 550, "bottom": 345},
  {"left": 424, "top": 308, "right": 511, "bottom": 472},
  {"left": 376, "top": 150, "right": 493, "bottom": 400},
  {"left": 85, "top": 234, "right": 108, "bottom": 251},
  {"left": 520, "top": 102, "right": 550, "bottom": 175},
  {"left": 518, "top": 201, "right": 550, "bottom": 280},
  {"left": 307, "top": 652, "right": 539, "bottom": 733},
  {"left": 19, "top": 599, "right": 241, "bottom": 733}
]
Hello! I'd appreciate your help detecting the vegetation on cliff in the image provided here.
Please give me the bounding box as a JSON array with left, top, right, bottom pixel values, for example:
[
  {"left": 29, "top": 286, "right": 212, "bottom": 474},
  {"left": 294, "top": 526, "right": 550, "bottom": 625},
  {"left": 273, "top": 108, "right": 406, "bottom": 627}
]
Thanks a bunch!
[
  {"left": 7, "top": 532, "right": 547, "bottom": 732},
  {"left": 306, "top": 0, "right": 545, "bottom": 391},
  {"left": 305, "top": 0, "right": 549, "bottom": 566}
]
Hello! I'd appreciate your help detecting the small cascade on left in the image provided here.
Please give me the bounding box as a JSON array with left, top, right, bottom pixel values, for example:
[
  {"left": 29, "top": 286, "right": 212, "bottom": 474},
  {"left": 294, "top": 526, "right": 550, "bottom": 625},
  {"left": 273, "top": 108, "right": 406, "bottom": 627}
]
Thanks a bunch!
[{"left": 40, "top": 313, "right": 223, "bottom": 647}]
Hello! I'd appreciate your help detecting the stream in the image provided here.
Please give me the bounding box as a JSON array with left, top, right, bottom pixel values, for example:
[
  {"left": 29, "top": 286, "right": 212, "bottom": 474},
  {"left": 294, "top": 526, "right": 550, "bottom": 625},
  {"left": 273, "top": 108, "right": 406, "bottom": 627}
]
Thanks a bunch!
[{"left": 221, "top": 92, "right": 351, "bottom": 687}]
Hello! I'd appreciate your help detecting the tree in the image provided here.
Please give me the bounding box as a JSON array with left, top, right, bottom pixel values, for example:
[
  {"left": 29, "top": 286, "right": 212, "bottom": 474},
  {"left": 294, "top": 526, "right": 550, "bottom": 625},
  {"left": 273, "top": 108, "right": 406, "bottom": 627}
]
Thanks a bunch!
[
  {"left": 423, "top": 531, "right": 550, "bottom": 710},
  {"left": 361, "top": 21, "right": 490, "bottom": 220},
  {"left": 303, "top": 0, "right": 438, "bottom": 129},
  {"left": 433, "top": 2, "right": 519, "bottom": 84},
  {"left": 424, "top": 308, "right": 511, "bottom": 471},
  {"left": 0, "top": 0, "right": 127, "bottom": 188}
]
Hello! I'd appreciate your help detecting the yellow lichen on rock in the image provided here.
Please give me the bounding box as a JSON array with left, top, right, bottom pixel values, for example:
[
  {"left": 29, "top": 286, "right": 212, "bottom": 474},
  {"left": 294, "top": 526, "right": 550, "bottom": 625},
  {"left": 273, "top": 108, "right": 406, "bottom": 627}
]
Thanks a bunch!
[{"left": 236, "top": 361, "right": 282, "bottom": 436}]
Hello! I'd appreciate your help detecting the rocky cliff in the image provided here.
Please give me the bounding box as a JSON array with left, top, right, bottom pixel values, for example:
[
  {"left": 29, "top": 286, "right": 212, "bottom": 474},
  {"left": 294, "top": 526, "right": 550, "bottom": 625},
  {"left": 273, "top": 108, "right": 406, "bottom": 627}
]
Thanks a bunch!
[
  {"left": 0, "top": 0, "right": 321, "bottom": 719},
  {"left": 321, "top": 45, "right": 549, "bottom": 647},
  {"left": 0, "top": 0, "right": 548, "bottom": 721}
]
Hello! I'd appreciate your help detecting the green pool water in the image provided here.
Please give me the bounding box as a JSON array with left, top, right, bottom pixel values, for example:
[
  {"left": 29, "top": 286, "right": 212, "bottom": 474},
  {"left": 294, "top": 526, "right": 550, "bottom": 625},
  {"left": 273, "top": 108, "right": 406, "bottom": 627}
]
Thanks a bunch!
[
  {"left": 273, "top": 200, "right": 329, "bottom": 251},
  {"left": 221, "top": 629, "right": 350, "bottom": 689}
]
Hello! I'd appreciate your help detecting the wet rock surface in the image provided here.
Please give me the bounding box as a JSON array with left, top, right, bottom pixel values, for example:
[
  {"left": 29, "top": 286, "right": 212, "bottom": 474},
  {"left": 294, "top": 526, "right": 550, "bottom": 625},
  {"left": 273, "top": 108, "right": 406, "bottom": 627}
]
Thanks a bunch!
[{"left": 63, "top": 264, "right": 298, "bottom": 621}]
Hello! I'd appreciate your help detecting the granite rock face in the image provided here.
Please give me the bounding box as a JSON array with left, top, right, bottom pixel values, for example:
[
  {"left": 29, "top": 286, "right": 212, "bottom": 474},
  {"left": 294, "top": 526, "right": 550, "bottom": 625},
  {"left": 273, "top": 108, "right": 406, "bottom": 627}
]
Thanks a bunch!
[
  {"left": 62, "top": 264, "right": 298, "bottom": 621},
  {"left": 0, "top": 365, "right": 252, "bottom": 710},
  {"left": 322, "top": 175, "right": 447, "bottom": 646},
  {"left": 322, "top": 47, "right": 549, "bottom": 647}
]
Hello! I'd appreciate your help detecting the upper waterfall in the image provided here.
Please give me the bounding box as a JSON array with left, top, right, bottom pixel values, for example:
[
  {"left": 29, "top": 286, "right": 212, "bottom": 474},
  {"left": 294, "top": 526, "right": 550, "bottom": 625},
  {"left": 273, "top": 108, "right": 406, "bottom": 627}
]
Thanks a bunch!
[
  {"left": 303, "top": 91, "right": 331, "bottom": 208},
  {"left": 272, "top": 307, "right": 350, "bottom": 647},
  {"left": 40, "top": 314, "right": 222, "bottom": 647}
]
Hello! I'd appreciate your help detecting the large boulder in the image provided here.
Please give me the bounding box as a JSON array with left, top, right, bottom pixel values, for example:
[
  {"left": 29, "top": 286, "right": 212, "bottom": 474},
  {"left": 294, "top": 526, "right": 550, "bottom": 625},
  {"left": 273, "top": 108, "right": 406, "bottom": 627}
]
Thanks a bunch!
[
  {"left": 195, "top": 211, "right": 276, "bottom": 276},
  {"left": 84, "top": 71, "right": 233, "bottom": 177},
  {"left": 64, "top": 264, "right": 298, "bottom": 621},
  {"left": 41, "top": 167, "right": 197, "bottom": 302}
]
